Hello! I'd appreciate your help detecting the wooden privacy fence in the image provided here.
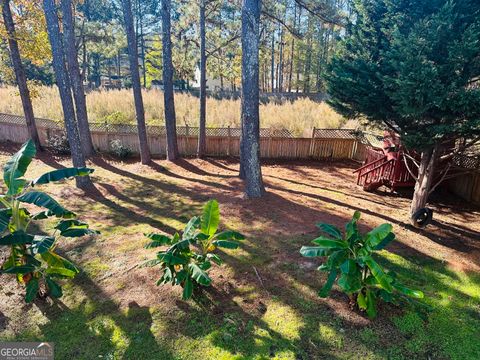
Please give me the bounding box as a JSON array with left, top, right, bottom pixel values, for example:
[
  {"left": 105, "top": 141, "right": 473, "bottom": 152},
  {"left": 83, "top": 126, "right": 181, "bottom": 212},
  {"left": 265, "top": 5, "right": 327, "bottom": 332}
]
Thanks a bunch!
[
  {"left": 0, "top": 113, "right": 372, "bottom": 160},
  {"left": 1, "top": 113, "right": 478, "bottom": 204}
]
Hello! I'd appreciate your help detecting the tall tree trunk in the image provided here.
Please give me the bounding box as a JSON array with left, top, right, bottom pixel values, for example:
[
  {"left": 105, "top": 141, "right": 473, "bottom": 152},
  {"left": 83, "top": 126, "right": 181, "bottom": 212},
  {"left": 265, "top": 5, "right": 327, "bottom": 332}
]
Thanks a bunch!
[
  {"left": 121, "top": 0, "right": 151, "bottom": 164},
  {"left": 197, "top": 0, "right": 207, "bottom": 158},
  {"left": 139, "top": 5, "right": 146, "bottom": 88},
  {"left": 117, "top": 51, "right": 121, "bottom": 82},
  {"left": 410, "top": 145, "right": 438, "bottom": 226},
  {"left": 161, "top": 0, "right": 179, "bottom": 160},
  {"left": 295, "top": 7, "right": 302, "bottom": 93},
  {"left": 240, "top": 0, "right": 265, "bottom": 198},
  {"left": 303, "top": 16, "right": 312, "bottom": 94},
  {"left": 278, "top": 24, "right": 284, "bottom": 92},
  {"left": 270, "top": 32, "right": 275, "bottom": 92},
  {"left": 287, "top": 3, "right": 297, "bottom": 93},
  {"left": 43, "top": 0, "right": 91, "bottom": 189},
  {"left": 61, "top": 0, "right": 94, "bottom": 157},
  {"left": 2, "top": 0, "right": 41, "bottom": 151}
]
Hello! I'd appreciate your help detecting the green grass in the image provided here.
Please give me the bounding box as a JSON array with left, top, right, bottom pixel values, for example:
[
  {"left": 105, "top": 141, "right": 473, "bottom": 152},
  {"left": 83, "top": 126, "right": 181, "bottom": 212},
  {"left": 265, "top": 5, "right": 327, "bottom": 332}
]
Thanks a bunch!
[{"left": 0, "top": 153, "right": 479, "bottom": 360}]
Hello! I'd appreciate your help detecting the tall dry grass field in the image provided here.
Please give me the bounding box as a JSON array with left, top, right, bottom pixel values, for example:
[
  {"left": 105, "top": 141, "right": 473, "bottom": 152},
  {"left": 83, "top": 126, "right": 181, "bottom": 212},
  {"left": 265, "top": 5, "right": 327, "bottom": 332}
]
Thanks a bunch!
[{"left": 0, "top": 86, "right": 346, "bottom": 135}]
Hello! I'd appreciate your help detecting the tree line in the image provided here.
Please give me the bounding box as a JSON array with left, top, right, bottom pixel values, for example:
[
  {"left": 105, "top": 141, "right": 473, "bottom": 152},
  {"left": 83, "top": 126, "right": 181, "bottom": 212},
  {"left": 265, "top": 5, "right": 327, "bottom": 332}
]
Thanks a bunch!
[{"left": 0, "top": 0, "right": 345, "bottom": 197}]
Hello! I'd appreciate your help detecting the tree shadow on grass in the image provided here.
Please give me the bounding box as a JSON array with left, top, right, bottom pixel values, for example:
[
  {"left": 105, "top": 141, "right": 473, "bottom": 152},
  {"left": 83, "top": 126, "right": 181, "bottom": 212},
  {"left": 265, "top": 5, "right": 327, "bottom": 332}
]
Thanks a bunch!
[{"left": 34, "top": 275, "right": 175, "bottom": 360}]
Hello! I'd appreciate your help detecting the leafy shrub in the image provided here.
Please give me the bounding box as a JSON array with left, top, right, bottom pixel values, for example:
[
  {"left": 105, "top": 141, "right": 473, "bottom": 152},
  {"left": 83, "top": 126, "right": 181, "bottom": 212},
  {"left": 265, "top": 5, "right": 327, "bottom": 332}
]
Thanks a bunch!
[
  {"left": 143, "top": 200, "right": 245, "bottom": 300},
  {"left": 46, "top": 132, "right": 70, "bottom": 155},
  {"left": 109, "top": 139, "right": 133, "bottom": 159},
  {"left": 0, "top": 140, "right": 98, "bottom": 302},
  {"left": 99, "top": 111, "right": 129, "bottom": 124},
  {"left": 300, "top": 211, "right": 424, "bottom": 318}
]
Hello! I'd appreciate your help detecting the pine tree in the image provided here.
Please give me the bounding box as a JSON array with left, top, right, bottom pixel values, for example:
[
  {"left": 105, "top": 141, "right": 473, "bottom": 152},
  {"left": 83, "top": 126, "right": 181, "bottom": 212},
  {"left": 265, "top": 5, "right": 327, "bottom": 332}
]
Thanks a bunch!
[
  {"left": 43, "top": 0, "right": 92, "bottom": 189},
  {"left": 121, "top": 0, "right": 151, "bottom": 164},
  {"left": 240, "top": 0, "right": 265, "bottom": 198},
  {"left": 161, "top": 0, "right": 179, "bottom": 161},
  {"left": 325, "top": 0, "right": 480, "bottom": 225}
]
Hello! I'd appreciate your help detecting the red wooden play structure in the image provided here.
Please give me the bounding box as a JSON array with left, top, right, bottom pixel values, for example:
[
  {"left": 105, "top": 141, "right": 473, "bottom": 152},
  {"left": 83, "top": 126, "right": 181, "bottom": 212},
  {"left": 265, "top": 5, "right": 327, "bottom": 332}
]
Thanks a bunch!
[{"left": 354, "top": 132, "right": 418, "bottom": 192}]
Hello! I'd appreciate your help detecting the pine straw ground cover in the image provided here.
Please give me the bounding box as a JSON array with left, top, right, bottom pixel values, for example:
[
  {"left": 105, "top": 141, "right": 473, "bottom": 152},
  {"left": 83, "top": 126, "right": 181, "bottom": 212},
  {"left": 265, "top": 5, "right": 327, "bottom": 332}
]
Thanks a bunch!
[{"left": 0, "top": 143, "right": 479, "bottom": 360}]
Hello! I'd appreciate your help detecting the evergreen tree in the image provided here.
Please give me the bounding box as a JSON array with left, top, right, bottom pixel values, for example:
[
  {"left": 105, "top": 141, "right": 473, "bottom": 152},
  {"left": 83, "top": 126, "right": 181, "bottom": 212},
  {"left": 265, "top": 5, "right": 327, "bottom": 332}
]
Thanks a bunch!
[{"left": 325, "top": 0, "right": 480, "bottom": 225}]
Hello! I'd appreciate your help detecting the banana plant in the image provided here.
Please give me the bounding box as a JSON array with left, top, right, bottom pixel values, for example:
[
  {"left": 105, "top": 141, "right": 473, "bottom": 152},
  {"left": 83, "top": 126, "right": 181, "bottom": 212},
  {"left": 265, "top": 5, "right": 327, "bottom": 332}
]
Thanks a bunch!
[
  {"left": 0, "top": 140, "right": 98, "bottom": 302},
  {"left": 300, "top": 211, "right": 424, "bottom": 318},
  {"left": 142, "top": 199, "right": 245, "bottom": 300}
]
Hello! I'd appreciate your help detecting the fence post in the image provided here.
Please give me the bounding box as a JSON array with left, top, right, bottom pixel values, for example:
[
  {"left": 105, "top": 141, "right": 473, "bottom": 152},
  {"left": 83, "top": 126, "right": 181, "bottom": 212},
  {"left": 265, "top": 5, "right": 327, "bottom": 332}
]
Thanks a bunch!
[
  {"left": 268, "top": 128, "right": 273, "bottom": 158},
  {"left": 227, "top": 126, "right": 231, "bottom": 156},
  {"left": 104, "top": 121, "right": 109, "bottom": 152},
  {"left": 309, "top": 127, "right": 316, "bottom": 158}
]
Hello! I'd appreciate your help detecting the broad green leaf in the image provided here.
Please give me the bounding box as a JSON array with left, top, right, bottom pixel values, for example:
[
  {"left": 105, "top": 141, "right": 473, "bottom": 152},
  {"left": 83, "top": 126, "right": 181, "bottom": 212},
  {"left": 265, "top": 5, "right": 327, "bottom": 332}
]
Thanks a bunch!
[
  {"left": 340, "top": 259, "right": 357, "bottom": 274},
  {"left": 169, "top": 239, "right": 191, "bottom": 252},
  {"left": 32, "top": 167, "right": 94, "bottom": 186},
  {"left": 311, "top": 237, "right": 348, "bottom": 249},
  {"left": 25, "top": 278, "right": 39, "bottom": 303},
  {"left": 61, "top": 228, "right": 99, "bottom": 238},
  {"left": 189, "top": 263, "right": 212, "bottom": 286},
  {"left": 199, "top": 261, "right": 211, "bottom": 271},
  {"left": 201, "top": 200, "right": 219, "bottom": 236},
  {"left": 32, "top": 210, "right": 56, "bottom": 220},
  {"left": 55, "top": 220, "right": 98, "bottom": 238},
  {"left": 214, "top": 230, "right": 245, "bottom": 241},
  {"left": 182, "top": 216, "right": 200, "bottom": 240},
  {"left": 212, "top": 240, "right": 239, "bottom": 249},
  {"left": 379, "top": 289, "right": 394, "bottom": 303},
  {"left": 326, "top": 250, "right": 348, "bottom": 269},
  {"left": 18, "top": 191, "right": 75, "bottom": 218},
  {"left": 0, "top": 230, "right": 34, "bottom": 245},
  {"left": 364, "top": 256, "right": 393, "bottom": 292},
  {"left": 366, "top": 224, "right": 393, "bottom": 248},
  {"left": 3, "top": 140, "right": 36, "bottom": 195},
  {"left": 55, "top": 219, "right": 85, "bottom": 232},
  {"left": 145, "top": 233, "right": 172, "bottom": 248},
  {"left": 346, "top": 211, "right": 361, "bottom": 241},
  {"left": 206, "top": 253, "right": 223, "bottom": 265},
  {"left": 0, "top": 209, "right": 11, "bottom": 233},
  {"left": 31, "top": 236, "right": 55, "bottom": 254},
  {"left": 182, "top": 277, "right": 193, "bottom": 300},
  {"left": 1, "top": 264, "right": 35, "bottom": 274},
  {"left": 2, "top": 254, "right": 15, "bottom": 270},
  {"left": 157, "top": 252, "right": 188, "bottom": 265},
  {"left": 372, "top": 232, "right": 395, "bottom": 250},
  {"left": 140, "top": 258, "right": 163, "bottom": 267},
  {"left": 392, "top": 283, "right": 424, "bottom": 299},
  {"left": 41, "top": 252, "right": 79, "bottom": 274},
  {"left": 46, "top": 277, "right": 63, "bottom": 298},
  {"left": 319, "top": 269, "right": 337, "bottom": 297},
  {"left": 366, "top": 289, "right": 377, "bottom": 319},
  {"left": 45, "top": 267, "right": 77, "bottom": 278},
  {"left": 357, "top": 291, "right": 367, "bottom": 310},
  {"left": 316, "top": 223, "right": 342, "bottom": 239},
  {"left": 337, "top": 271, "right": 362, "bottom": 293},
  {"left": 300, "top": 246, "right": 328, "bottom": 257}
]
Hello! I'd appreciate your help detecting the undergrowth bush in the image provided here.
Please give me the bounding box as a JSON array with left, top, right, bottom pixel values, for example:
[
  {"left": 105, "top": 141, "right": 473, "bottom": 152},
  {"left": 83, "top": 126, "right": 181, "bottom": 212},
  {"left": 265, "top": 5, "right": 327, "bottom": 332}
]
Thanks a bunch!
[
  {"left": 300, "top": 211, "right": 424, "bottom": 318},
  {"left": 46, "top": 132, "right": 70, "bottom": 155},
  {"left": 143, "top": 200, "right": 245, "bottom": 299},
  {"left": 109, "top": 139, "right": 133, "bottom": 159},
  {"left": 0, "top": 140, "right": 98, "bottom": 302}
]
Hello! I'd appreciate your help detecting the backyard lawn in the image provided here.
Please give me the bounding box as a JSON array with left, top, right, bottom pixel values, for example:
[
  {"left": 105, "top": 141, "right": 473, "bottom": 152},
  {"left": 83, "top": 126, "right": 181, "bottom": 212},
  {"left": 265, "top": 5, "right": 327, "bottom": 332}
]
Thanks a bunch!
[{"left": 0, "top": 143, "right": 479, "bottom": 360}]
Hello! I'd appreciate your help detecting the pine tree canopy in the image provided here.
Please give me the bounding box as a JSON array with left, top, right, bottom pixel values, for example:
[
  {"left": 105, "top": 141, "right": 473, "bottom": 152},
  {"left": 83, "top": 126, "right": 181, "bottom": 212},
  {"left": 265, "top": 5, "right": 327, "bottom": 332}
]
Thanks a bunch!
[{"left": 325, "top": 0, "right": 480, "bottom": 150}]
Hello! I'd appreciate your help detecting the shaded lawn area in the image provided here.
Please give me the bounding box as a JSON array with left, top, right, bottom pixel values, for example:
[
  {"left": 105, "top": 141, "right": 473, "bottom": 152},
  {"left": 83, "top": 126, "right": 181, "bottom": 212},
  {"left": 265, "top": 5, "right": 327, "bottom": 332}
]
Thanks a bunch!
[{"left": 0, "top": 144, "right": 479, "bottom": 360}]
